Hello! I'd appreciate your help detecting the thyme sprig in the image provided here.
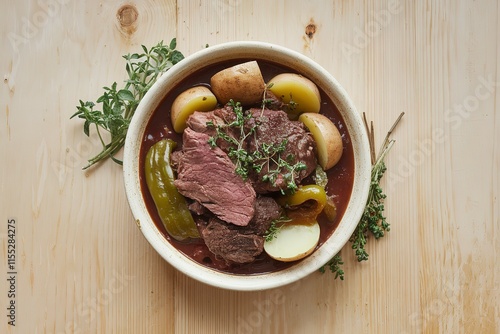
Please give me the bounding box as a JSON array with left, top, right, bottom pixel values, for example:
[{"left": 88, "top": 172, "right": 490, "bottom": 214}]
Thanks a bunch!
[
  {"left": 71, "top": 39, "right": 184, "bottom": 169},
  {"left": 264, "top": 216, "right": 291, "bottom": 242},
  {"left": 207, "top": 100, "right": 256, "bottom": 178},
  {"left": 319, "top": 253, "right": 344, "bottom": 280},
  {"left": 207, "top": 100, "right": 306, "bottom": 193},
  {"left": 321, "top": 112, "right": 404, "bottom": 278}
]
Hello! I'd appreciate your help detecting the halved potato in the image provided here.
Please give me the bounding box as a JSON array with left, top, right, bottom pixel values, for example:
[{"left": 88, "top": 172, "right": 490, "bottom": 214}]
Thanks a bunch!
[
  {"left": 210, "top": 61, "right": 265, "bottom": 105},
  {"left": 171, "top": 86, "right": 218, "bottom": 133},
  {"left": 299, "top": 113, "right": 343, "bottom": 170},
  {"left": 268, "top": 73, "right": 321, "bottom": 119},
  {"left": 264, "top": 222, "right": 320, "bottom": 262}
]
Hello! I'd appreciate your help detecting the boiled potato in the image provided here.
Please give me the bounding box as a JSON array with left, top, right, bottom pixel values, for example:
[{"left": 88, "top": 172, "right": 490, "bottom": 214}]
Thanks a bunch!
[
  {"left": 210, "top": 61, "right": 265, "bottom": 105},
  {"left": 299, "top": 113, "right": 343, "bottom": 170},
  {"left": 268, "top": 73, "right": 321, "bottom": 119},
  {"left": 264, "top": 222, "right": 320, "bottom": 262},
  {"left": 171, "top": 86, "right": 218, "bottom": 133}
]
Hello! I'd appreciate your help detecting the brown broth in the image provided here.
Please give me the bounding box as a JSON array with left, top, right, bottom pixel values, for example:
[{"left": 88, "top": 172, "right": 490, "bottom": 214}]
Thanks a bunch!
[{"left": 139, "top": 60, "right": 355, "bottom": 275}]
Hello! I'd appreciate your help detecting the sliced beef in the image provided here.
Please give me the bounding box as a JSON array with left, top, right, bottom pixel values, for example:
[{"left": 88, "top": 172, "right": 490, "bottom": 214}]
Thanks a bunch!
[
  {"left": 186, "top": 110, "right": 224, "bottom": 135},
  {"left": 174, "top": 128, "right": 256, "bottom": 226},
  {"left": 245, "top": 108, "right": 317, "bottom": 193},
  {"left": 186, "top": 107, "right": 241, "bottom": 153}
]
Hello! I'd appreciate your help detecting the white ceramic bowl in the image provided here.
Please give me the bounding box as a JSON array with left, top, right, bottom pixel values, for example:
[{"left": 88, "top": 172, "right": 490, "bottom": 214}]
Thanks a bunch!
[{"left": 123, "top": 41, "right": 370, "bottom": 291}]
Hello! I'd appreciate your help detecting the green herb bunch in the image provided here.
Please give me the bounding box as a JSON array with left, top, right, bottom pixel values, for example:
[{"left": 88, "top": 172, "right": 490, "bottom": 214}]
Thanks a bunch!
[
  {"left": 322, "top": 112, "right": 404, "bottom": 279},
  {"left": 71, "top": 39, "right": 184, "bottom": 169}
]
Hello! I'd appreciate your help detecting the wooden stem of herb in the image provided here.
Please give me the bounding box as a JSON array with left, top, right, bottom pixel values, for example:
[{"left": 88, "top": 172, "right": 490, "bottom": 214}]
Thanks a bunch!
[
  {"left": 70, "top": 39, "right": 184, "bottom": 170},
  {"left": 351, "top": 111, "right": 404, "bottom": 261},
  {"left": 363, "top": 113, "right": 376, "bottom": 164},
  {"left": 377, "top": 111, "right": 405, "bottom": 160},
  {"left": 321, "top": 112, "right": 404, "bottom": 278}
]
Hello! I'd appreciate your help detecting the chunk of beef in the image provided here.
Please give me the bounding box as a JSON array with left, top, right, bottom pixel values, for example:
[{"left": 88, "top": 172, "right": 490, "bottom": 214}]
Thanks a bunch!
[
  {"left": 188, "top": 201, "right": 207, "bottom": 216},
  {"left": 174, "top": 128, "right": 256, "bottom": 226},
  {"left": 244, "top": 196, "right": 282, "bottom": 235},
  {"left": 170, "top": 150, "right": 182, "bottom": 172},
  {"left": 262, "top": 90, "right": 284, "bottom": 110},
  {"left": 195, "top": 196, "right": 280, "bottom": 264},
  {"left": 245, "top": 108, "right": 317, "bottom": 193},
  {"left": 200, "top": 217, "right": 264, "bottom": 264}
]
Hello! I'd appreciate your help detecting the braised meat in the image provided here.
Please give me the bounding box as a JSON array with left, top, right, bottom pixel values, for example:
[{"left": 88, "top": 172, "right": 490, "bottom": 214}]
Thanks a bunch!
[
  {"left": 174, "top": 106, "right": 316, "bottom": 264},
  {"left": 244, "top": 196, "right": 281, "bottom": 235},
  {"left": 174, "top": 128, "right": 256, "bottom": 226},
  {"left": 185, "top": 107, "right": 317, "bottom": 194},
  {"left": 199, "top": 217, "right": 263, "bottom": 264},
  {"left": 186, "top": 107, "right": 242, "bottom": 153},
  {"left": 245, "top": 108, "right": 317, "bottom": 193},
  {"left": 198, "top": 196, "right": 281, "bottom": 264}
]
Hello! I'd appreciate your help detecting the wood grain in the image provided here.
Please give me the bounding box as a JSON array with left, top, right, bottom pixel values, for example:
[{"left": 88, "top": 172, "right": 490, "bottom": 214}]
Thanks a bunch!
[{"left": 0, "top": 0, "right": 498, "bottom": 333}]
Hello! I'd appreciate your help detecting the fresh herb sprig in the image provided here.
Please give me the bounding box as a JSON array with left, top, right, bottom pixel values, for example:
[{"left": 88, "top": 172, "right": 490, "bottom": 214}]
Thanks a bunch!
[
  {"left": 207, "top": 100, "right": 256, "bottom": 178},
  {"left": 264, "top": 216, "right": 291, "bottom": 242},
  {"left": 320, "top": 253, "right": 344, "bottom": 280},
  {"left": 71, "top": 39, "right": 184, "bottom": 169},
  {"left": 207, "top": 100, "right": 306, "bottom": 193},
  {"left": 321, "top": 112, "right": 404, "bottom": 278},
  {"left": 259, "top": 149, "right": 307, "bottom": 193}
]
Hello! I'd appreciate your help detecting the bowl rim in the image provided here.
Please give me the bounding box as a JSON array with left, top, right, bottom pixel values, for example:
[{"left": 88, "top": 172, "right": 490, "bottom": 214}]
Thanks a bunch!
[{"left": 123, "top": 41, "right": 370, "bottom": 291}]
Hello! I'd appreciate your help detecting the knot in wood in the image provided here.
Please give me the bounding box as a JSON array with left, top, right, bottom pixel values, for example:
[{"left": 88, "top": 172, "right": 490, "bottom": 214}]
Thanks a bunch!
[
  {"left": 305, "top": 23, "right": 316, "bottom": 39},
  {"left": 117, "top": 4, "right": 138, "bottom": 27}
]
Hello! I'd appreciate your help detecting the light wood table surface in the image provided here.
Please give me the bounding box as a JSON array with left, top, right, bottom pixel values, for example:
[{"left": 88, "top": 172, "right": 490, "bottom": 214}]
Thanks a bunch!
[{"left": 1, "top": 1, "right": 499, "bottom": 333}]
